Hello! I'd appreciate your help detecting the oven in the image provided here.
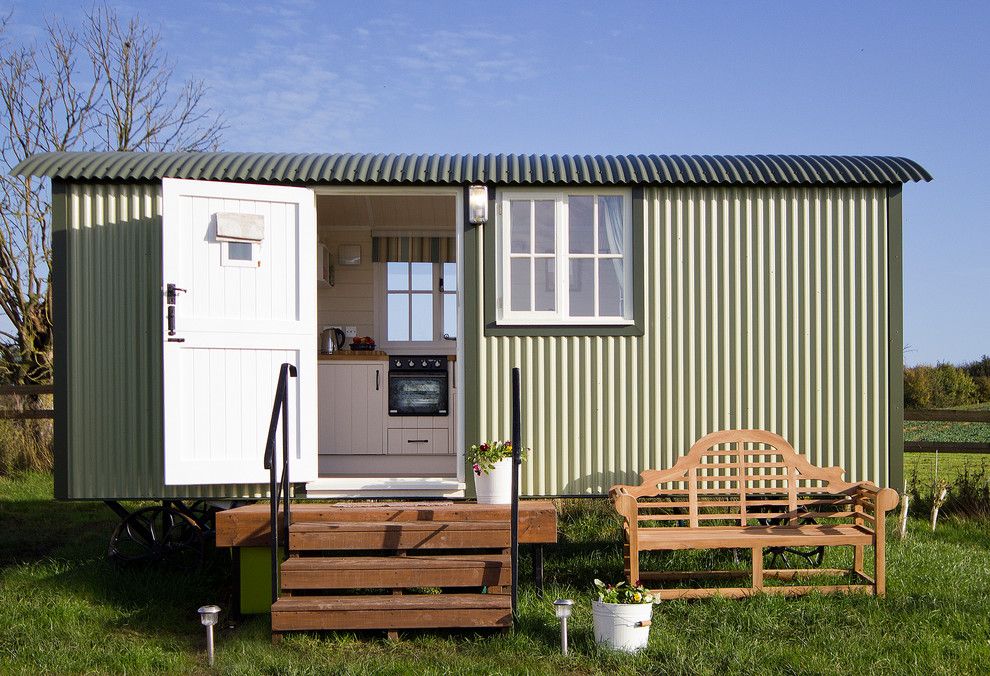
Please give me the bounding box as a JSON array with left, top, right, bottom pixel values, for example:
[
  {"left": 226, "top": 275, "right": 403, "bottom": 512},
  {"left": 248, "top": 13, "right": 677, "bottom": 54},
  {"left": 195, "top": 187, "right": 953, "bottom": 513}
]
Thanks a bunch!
[{"left": 388, "top": 356, "right": 449, "bottom": 416}]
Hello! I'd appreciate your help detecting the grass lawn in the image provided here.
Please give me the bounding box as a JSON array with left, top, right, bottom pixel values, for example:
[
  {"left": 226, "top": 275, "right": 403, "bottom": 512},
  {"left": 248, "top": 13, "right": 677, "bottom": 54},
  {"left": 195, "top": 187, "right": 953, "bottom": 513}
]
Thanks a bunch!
[{"left": 3, "top": 472, "right": 990, "bottom": 675}]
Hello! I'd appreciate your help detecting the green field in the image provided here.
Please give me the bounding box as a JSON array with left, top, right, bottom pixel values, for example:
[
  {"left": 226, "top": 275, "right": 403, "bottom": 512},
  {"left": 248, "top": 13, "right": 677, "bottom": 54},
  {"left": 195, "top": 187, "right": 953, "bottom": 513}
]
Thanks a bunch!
[
  {"left": 3, "top": 472, "right": 990, "bottom": 675},
  {"left": 903, "top": 402, "right": 990, "bottom": 487}
]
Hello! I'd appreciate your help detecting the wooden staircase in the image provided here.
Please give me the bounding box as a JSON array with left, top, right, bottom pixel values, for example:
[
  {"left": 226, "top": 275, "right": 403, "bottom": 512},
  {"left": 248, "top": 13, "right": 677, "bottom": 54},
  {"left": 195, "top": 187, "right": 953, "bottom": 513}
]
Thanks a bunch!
[{"left": 269, "top": 508, "right": 520, "bottom": 637}]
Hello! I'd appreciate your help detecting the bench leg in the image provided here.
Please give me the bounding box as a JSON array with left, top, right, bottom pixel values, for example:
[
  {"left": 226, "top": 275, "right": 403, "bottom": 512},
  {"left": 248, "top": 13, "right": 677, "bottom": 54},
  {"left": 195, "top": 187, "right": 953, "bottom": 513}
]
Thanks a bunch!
[
  {"left": 874, "top": 515, "right": 887, "bottom": 597},
  {"left": 854, "top": 544, "right": 864, "bottom": 575},
  {"left": 626, "top": 543, "right": 640, "bottom": 585},
  {"left": 751, "top": 547, "right": 763, "bottom": 592}
]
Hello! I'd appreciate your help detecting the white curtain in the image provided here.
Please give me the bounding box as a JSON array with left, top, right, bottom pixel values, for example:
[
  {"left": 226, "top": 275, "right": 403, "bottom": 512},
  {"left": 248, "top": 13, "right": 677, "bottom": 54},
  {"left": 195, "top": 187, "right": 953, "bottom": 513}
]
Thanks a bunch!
[{"left": 599, "top": 195, "right": 625, "bottom": 309}]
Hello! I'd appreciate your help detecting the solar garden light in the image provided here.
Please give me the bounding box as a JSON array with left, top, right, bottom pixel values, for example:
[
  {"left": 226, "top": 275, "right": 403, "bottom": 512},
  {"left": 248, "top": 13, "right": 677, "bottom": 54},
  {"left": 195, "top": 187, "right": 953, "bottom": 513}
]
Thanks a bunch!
[
  {"left": 197, "top": 605, "right": 221, "bottom": 666},
  {"left": 553, "top": 599, "right": 575, "bottom": 655}
]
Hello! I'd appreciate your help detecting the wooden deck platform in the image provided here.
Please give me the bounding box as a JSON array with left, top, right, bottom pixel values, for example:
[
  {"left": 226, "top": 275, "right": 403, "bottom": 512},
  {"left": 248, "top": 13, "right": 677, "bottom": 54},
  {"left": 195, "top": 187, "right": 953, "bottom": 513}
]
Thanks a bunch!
[
  {"left": 214, "top": 500, "right": 557, "bottom": 637},
  {"left": 215, "top": 500, "right": 558, "bottom": 547}
]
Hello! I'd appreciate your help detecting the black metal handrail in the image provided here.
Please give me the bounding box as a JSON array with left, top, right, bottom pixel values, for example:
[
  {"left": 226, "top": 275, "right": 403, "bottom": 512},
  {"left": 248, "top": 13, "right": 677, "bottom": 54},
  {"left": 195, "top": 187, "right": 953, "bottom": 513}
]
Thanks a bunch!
[
  {"left": 510, "top": 367, "right": 521, "bottom": 618},
  {"left": 264, "top": 362, "right": 297, "bottom": 605}
]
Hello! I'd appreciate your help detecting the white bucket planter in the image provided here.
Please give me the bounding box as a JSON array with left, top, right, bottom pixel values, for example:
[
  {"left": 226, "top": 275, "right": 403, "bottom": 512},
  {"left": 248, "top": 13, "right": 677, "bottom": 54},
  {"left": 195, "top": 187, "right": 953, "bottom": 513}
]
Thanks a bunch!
[
  {"left": 474, "top": 457, "right": 514, "bottom": 504},
  {"left": 592, "top": 600, "right": 653, "bottom": 653}
]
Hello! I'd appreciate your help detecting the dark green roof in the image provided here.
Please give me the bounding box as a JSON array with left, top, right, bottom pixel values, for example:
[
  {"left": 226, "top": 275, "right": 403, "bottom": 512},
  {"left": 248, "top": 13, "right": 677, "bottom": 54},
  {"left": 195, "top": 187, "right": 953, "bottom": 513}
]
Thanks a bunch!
[{"left": 12, "top": 151, "right": 932, "bottom": 186}]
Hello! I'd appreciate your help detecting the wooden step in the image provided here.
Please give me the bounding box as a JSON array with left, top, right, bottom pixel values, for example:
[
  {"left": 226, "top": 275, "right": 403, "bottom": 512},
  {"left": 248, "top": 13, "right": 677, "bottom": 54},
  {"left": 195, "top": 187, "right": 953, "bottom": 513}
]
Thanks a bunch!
[
  {"left": 271, "top": 593, "right": 512, "bottom": 631},
  {"left": 289, "top": 520, "right": 510, "bottom": 551},
  {"left": 280, "top": 554, "right": 510, "bottom": 590}
]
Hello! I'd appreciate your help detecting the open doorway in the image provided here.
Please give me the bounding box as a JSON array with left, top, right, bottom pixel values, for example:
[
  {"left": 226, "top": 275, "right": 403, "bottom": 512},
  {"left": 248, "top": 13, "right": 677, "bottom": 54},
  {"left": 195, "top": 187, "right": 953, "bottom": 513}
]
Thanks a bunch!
[{"left": 306, "top": 188, "right": 464, "bottom": 498}]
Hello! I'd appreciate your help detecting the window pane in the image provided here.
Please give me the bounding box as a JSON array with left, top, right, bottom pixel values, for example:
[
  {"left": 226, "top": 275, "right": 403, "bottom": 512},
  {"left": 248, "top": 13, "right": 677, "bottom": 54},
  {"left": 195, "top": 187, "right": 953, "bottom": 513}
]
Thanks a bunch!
[
  {"left": 598, "top": 195, "right": 624, "bottom": 254},
  {"left": 510, "top": 258, "right": 531, "bottom": 312},
  {"left": 510, "top": 201, "right": 530, "bottom": 253},
  {"left": 228, "top": 241, "right": 253, "bottom": 261},
  {"left": 599, "top": 259, "right": 624, "bottom": 317},
  {"left": 387, "top": 293, "right": 409, "bottom": 341},
  {"left": 443, "top": 293, "right": 457, "bottom": 338},
  {"left": 569, "top": 195, "right": 594, "bottom": 253},
  {"left": 533, "top": 258, "right": 555, "bottom": 311},
  {"left": 387, "top": 262, "right": 408, "bottom": 291},
  {"left": 410, "top": 294, "right": 433, "bottom": 340},
  {"left": 410, "top": 262, "right": 432, "bottom": 290},
  {"left": 534, "top": 200, "right": 555, "bottom": 254},
  {"left": 569, "top": 259, "right": 595, "bottom": 317},
  {"left": 442, "top": 262, "right": 457, "bottom": 292}
]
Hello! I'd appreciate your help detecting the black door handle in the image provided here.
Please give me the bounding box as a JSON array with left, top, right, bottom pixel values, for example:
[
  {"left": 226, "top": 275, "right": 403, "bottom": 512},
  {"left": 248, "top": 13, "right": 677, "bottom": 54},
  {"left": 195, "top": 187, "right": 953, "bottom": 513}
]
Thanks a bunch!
[
  {"left": 376, "top": 369, "right": 380, "bottom": 390},
  {"left": 167, "top": 305, "right": 177, "bottom": 336}
]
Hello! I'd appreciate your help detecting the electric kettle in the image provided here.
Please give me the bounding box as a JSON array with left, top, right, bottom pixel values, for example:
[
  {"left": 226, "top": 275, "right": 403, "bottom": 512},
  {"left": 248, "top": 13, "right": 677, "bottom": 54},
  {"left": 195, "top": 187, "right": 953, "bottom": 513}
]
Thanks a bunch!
[{"left": 320, "top": 327, "right": 346, "bottom": 354}]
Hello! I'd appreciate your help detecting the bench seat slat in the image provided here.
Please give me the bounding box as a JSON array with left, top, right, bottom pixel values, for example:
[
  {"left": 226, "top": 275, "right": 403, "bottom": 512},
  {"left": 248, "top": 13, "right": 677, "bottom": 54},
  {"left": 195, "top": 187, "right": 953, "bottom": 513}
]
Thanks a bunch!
[{"left": 637, "top": 524, "right": 875, "bottom": 551}]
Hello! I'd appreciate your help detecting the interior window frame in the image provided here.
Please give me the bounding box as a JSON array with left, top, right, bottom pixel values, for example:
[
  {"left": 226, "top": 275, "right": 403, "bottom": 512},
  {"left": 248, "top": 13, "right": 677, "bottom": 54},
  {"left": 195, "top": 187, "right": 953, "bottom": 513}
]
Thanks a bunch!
[{"left": 375, "top": 261, "right": 456, "bottom": 350}]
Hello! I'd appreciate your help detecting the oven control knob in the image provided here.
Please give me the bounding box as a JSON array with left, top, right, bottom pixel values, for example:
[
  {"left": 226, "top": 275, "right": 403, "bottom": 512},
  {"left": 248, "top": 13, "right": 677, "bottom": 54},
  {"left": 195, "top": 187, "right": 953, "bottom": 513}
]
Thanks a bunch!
[
  {"left": 407, "top": 360, "right": 414, "bottom": 367},
  {"left": 421, "top": 359, "right": 428, "bottom": 367}
]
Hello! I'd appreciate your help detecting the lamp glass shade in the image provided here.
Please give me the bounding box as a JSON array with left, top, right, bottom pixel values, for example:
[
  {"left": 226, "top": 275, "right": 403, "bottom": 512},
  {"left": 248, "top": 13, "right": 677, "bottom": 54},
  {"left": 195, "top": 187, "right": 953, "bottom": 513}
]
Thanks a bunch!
[
  {"left": 198, "top": 605, "right": 221, "bottom": 626},
  {"left": 553, "top": 599, "right": 574, "bottom": 619},
  {"left": 468, "top": 185, "right": 488, "bottom": 224}
]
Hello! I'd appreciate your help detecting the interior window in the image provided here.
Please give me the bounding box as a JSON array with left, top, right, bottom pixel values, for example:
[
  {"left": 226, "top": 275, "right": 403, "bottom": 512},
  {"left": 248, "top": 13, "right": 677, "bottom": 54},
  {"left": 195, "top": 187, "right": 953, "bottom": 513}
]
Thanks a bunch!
[{"left": 384, "top": 261, "right": 456, "bottom": 343}]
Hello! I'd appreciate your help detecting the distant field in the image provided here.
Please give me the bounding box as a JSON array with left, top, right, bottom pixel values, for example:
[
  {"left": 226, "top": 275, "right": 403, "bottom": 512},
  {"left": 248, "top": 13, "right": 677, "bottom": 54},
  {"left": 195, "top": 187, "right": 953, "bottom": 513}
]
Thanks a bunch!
[{"left": 904, "top": 401, "right": 990, "bottom": 486}]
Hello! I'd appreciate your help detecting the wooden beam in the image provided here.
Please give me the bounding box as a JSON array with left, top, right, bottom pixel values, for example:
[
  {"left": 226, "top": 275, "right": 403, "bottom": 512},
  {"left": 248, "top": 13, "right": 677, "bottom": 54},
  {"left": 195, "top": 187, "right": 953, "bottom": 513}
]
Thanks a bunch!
[
  {"left": 0, "top": 384, "right": 55, "bottom": 396},
  {"left": 904, "top": 409, "right": 990, "bottom": 423},
  {"left": 904, "top": 441, "right": 990, "bottom": 454},
  {"left": 0, "top": 409, "right": 55, "bottom": 420}
]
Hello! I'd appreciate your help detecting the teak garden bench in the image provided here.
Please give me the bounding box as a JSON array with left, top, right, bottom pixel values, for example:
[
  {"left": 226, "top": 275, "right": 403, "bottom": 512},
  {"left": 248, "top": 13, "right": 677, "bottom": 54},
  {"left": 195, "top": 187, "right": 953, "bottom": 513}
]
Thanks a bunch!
[{"left": 610, "top": 430, "right": 900, "bottom": 599}]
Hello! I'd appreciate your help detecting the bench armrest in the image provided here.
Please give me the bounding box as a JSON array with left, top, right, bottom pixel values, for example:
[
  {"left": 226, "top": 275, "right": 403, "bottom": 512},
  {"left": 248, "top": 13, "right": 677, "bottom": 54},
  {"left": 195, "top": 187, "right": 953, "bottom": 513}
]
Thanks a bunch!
[
  {"left": 851, "top": 482, "right": 900, "bottom": 515},
  {"left": 610, "top": 488, "right": 639, "bottom": 537}
]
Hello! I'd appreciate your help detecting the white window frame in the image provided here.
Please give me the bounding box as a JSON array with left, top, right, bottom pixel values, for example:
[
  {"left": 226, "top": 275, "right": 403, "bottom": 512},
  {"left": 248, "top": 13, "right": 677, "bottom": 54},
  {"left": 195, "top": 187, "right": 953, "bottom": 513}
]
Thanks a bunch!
[
  {"left": 374, "top": 261, "right": 457, "bottom": 351},
  {"left": 496, "top": 188, "right": 634, "bottom": 325}
]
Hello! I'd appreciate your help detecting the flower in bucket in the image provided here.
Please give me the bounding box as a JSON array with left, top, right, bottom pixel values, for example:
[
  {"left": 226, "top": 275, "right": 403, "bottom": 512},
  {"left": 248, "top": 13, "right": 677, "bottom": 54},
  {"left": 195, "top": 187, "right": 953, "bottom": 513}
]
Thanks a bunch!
[
  {"left": 594, "top": 579, "right": 655, "bottom": 604},
  {"left": 467, "top": 440, "right": 526, "bottom": 475}
]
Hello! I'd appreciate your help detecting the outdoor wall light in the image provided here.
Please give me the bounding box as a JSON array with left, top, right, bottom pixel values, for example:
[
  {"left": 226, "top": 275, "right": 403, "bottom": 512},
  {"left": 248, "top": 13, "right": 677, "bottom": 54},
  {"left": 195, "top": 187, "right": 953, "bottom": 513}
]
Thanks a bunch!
[
  {"left": 553, "top": 599, "right": 575, "bottom": 655},
  {"left": 198, "top": 605, "right": 221, "bottom": 666},
  {"left": 468, "top": 184, "right": 489, "bottom": 224}
]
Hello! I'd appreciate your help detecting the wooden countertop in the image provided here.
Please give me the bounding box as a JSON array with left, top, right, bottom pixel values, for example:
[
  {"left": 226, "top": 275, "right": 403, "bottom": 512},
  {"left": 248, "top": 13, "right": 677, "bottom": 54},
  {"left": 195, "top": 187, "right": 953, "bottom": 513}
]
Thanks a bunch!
[
  {"left": 319, "top": 351, "right": 389, "bottom": 361},
  {"left": 318, "top": 352, "right": 456, "bottom": 362}
]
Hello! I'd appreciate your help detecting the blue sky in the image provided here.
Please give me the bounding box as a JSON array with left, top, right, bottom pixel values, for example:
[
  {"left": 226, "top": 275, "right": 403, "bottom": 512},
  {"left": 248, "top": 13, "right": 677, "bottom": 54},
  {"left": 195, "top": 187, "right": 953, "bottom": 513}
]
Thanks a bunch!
[{"left": 8, "top": 0, "right": 989, "bottom": 365}]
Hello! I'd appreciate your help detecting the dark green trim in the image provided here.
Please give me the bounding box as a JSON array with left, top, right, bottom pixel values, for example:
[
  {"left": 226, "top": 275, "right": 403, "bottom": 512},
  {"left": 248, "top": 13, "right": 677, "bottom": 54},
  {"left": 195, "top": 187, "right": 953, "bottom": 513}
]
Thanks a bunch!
[
  {"left": 887, "top": 185, "right": 904, "bottom": 492},
  {"left": 483, "top": 187, "right": 646, "bottom": 338},
  {"left": 51, "top": 179, "right": 69, "bottom": 499},
  {"left": 462, "top": 186, "right": 483, "bottom": 497}
]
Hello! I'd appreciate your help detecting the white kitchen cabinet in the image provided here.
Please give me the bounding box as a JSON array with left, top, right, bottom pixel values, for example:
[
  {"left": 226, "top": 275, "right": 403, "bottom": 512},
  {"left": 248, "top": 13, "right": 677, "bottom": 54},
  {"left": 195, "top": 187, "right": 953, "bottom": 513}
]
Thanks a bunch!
[{"left": 318, "top": 362, "right": 386, "bottom": 454}]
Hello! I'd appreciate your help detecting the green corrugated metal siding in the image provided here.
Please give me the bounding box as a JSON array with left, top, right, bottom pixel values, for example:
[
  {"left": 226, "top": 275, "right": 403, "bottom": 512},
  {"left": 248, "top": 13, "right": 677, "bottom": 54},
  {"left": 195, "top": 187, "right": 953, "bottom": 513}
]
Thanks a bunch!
[
  {"left": 472, "top": 185, "right": 893, "bottom": 495},
  {"left": 15, "top": 151, "right": 932, "bottom": 186},
  {"left": 58, "top": 181, "right": 269, "bottom": 499}
]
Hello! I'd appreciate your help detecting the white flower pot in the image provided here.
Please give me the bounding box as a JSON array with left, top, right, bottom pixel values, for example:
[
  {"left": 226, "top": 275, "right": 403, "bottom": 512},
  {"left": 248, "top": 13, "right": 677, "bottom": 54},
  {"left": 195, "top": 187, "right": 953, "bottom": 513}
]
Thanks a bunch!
[
  {"left": 474, "top": 457, "right": 514, "bottom": 504},
  {"left": 592, "top": 600, "right": 653, "bottom": 653}
]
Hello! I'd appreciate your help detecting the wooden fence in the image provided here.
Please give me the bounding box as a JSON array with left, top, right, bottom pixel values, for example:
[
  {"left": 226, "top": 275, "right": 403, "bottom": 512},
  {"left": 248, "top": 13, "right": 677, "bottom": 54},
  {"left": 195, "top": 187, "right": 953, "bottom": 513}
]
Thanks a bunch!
[
  {"left": 904, "top": 409, "right": 990, "bottom": 454},
  {"left": 0, "top": 384, "right": 54, "bottom": 420}
]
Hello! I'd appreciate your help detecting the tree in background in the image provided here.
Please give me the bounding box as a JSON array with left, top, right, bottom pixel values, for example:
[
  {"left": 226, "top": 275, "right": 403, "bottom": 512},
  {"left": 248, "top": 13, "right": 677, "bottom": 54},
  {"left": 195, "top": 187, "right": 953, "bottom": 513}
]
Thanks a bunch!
[
  {"left": 904, "top": 363, "right": 980, "bottom": 409},
  {"left": 0, "top": 5, "right": 224, "bottom": 386}
]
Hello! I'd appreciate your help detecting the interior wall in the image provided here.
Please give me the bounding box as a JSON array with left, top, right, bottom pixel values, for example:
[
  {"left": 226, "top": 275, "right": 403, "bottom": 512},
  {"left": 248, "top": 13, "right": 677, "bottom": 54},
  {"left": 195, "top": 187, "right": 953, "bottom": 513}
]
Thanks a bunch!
[{"left": 318, "top": 231, "right": 375, "bottom": 335}]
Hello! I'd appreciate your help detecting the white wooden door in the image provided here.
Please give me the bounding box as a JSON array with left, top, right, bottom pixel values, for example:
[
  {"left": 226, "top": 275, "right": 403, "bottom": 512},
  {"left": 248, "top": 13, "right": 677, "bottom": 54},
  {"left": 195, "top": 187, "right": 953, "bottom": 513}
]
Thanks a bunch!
[{"left": 162, "top": 178, "right": 317, "bottom": 485}]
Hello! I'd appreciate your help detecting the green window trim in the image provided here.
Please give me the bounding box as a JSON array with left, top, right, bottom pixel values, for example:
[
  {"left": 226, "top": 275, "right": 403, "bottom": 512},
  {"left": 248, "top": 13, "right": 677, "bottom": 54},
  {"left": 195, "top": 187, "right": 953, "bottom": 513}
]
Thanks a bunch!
[{"left": 482, "top": 186, "right": 646, "bottom": 338}]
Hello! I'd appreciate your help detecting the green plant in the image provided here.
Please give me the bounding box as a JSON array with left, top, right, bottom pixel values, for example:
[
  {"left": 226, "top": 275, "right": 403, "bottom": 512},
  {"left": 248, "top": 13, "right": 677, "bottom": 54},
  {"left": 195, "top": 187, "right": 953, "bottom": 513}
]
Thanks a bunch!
[
  {"left": 593, "top": 579, "right": 655, "bottom": 604},
  {"left": 467, "top": 440, "right": 525, "bottom": 475}
]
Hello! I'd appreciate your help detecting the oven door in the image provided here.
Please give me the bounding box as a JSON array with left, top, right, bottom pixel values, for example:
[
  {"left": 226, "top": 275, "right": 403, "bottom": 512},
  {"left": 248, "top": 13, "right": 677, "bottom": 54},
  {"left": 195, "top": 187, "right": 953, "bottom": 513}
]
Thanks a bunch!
[{"left": 388, "top": 372, "right": 449, "bottom": 416}]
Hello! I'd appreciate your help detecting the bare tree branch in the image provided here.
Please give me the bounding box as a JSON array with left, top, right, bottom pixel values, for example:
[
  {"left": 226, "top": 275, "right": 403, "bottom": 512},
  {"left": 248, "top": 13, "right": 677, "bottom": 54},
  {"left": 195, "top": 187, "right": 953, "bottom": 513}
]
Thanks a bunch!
[{"left": 0, "top": 4, "right": 225, "bottom": 385}]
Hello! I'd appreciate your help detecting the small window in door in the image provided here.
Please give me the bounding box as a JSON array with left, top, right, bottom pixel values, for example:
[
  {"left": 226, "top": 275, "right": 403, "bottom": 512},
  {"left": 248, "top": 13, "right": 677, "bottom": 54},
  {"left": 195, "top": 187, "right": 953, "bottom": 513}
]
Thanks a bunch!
[{"left": 221, "top": 241, "right": 260, "bottom": 267}]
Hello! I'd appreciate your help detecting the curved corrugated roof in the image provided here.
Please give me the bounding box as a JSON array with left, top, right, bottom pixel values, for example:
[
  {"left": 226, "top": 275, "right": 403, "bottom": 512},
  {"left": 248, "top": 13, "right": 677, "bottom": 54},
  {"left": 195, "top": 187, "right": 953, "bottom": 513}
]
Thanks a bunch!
[{"left": 12, "top": 151, "right": 932, "bottom": 185}]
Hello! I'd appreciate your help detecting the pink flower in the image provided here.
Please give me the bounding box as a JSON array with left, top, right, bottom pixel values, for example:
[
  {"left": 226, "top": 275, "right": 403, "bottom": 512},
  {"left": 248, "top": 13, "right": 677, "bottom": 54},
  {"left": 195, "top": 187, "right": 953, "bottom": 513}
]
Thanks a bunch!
[{"left": 473, "top": 463, "right": 482, "bottom": 476}]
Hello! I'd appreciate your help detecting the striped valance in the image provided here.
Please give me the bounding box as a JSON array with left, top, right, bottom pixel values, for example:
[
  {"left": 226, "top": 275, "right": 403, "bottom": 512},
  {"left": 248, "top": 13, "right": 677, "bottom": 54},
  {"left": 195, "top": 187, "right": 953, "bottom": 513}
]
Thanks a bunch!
[{"left": 371, "top": 233, "right": 456, "bottom": 263}]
